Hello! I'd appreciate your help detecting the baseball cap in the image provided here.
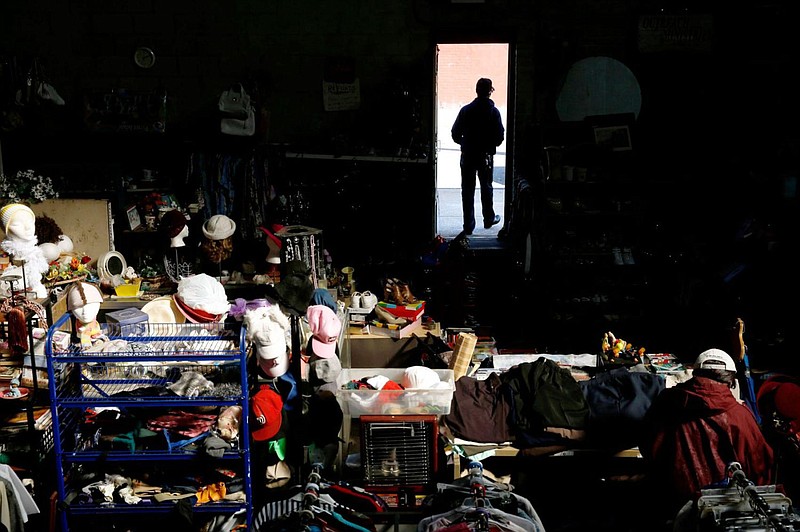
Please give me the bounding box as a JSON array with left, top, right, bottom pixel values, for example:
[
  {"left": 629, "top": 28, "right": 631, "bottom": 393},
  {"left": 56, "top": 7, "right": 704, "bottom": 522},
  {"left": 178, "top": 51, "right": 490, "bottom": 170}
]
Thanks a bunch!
[
  {"left": 307, "top": 305, "right": 341, "bottom": 359},
  {"left": 251, "top": 386, "right": 284, "bottom": 441},
  {"left": 695, "top": 349, "right": 737, "bottom": 372},
  {"left": 253, "top": 328, "right": 289, "bottom": 378}
]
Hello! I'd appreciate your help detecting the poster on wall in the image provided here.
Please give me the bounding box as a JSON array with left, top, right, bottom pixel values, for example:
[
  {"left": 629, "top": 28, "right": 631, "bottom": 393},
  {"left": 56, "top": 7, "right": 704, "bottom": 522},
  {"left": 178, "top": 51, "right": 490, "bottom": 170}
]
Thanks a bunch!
[
  {"left": 322, "top": 79, "right": 360, "bottom": 111},
  {"left": 322, "top": 56, "right": 359, "bottom": 111}
]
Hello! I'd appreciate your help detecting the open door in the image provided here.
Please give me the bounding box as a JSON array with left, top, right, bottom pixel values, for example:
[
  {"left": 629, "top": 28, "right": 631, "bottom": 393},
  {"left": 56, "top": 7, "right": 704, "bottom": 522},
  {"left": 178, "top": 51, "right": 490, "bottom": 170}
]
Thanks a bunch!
[{"left": 434, "top": 42, "right": 510, "bottom": 238}]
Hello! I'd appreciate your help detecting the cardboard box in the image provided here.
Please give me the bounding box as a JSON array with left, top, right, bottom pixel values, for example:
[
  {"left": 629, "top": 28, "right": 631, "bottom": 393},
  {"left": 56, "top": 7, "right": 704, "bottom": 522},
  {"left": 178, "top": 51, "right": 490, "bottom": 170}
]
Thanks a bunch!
[{"left": 369, "top": 316, "right": 422, "bottom": 339}]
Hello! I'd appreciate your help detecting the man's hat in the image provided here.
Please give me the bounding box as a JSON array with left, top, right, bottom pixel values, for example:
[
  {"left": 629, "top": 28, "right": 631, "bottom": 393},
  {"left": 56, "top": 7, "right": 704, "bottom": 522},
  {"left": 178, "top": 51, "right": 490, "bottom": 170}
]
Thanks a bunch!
[{"left": 695, "top": 349, "right": 737, "bottom": 372}]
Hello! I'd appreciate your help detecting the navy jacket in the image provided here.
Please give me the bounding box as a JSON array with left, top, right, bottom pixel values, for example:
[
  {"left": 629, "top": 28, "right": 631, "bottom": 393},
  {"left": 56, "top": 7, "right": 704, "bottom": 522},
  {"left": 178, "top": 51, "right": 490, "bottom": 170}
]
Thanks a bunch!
[{"left": 451, "top": 97, "right": 504, "bottom": 155}]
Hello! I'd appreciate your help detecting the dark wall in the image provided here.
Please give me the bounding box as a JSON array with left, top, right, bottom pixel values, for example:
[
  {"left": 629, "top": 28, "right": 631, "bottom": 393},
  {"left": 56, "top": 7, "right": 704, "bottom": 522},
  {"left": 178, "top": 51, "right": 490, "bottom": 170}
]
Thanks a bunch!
[
  {"left": 2, "top": 0, "right": 799, "bottom": 361},
  {"left": 2, "top": 1, "right": 798, "bottom": 172}
]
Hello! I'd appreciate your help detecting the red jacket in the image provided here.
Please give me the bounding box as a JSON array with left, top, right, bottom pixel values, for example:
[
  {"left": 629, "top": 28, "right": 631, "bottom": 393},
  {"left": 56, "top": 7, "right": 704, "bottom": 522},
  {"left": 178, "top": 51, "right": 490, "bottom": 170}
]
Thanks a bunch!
[{"left": 640, "top": 376, "right": 775, "bottom": 510}]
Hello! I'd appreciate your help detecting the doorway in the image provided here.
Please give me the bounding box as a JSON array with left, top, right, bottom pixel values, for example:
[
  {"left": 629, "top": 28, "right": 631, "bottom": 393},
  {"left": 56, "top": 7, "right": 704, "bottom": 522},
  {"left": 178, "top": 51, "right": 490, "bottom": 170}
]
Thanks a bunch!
[{"left": 435, "top": 42, "right": 509, "bottom": 238}]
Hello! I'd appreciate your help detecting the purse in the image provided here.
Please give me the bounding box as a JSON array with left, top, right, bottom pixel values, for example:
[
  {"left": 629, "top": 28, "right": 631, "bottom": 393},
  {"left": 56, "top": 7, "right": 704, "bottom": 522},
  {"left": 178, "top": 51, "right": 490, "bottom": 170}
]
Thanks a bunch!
[
  {"left": 220, "top": 106, "right": 255, "bottom": 136},
  {"left": 218, "top": 84, "right": 251, "bottom": 117}
]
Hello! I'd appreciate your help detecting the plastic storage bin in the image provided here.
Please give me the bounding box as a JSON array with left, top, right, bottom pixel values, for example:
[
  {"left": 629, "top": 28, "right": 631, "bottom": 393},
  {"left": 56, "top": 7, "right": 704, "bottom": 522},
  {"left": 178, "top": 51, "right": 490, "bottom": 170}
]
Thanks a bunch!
[{"left": 335, "top": 368, "right": 454, "bottom": 417}]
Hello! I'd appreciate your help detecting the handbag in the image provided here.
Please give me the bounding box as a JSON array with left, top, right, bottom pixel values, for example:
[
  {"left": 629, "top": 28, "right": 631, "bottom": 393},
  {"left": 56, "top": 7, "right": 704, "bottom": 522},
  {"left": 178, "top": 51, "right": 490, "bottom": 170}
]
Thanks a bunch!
[
  {"left": 218, "top": 83, "right": 251, "bottom": 117},
  {"left": 220, "top": 106, "right": 256, "bottom": 136}
]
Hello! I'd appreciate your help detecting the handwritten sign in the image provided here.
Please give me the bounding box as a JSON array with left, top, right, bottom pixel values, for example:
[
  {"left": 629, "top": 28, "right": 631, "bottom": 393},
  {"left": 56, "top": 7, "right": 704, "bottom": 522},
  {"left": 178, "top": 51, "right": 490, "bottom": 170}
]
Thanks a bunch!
[
  {"left": 322, "top": 79, "right": 360, "bottom": 111},
  {"left": 638, "top": 14, "right": 713, "bottom": 53}
]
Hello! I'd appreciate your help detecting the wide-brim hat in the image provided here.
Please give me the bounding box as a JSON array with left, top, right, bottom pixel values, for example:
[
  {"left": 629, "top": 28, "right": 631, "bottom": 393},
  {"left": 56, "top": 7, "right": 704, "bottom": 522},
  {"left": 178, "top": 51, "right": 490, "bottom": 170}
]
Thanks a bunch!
[
  {"left": 141, "top": 295, "right": 186, "bottom": 324},
  {"left": 173, "top": 294, "right": 225, "bottom": 324},
  {"left": 264, "top": 260, "right": 314, "bottom": 316}
]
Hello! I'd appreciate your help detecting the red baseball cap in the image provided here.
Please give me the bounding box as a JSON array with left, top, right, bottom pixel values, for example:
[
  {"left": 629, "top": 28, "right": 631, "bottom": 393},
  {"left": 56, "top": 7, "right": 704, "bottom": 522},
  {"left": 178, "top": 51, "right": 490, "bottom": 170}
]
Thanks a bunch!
[{"left": 251, "top": 386, "right": 283, "bottom": 441}]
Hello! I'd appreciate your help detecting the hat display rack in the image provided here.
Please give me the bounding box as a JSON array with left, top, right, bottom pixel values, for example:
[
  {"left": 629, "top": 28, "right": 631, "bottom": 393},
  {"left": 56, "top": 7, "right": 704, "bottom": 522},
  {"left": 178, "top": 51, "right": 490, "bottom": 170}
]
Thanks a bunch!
[
  {"left": 276, "top": 225, "right": 326, "bottom": 289},
  {"left": 269, "top": 226, "right": 327, "bottom": 480}
]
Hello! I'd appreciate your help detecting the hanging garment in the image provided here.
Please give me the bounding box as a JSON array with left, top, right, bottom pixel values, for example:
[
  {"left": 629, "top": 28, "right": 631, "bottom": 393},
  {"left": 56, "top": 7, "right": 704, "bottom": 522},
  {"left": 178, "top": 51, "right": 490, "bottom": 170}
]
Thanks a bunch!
[{"left": 0, "top": 465, "right": 38, "bottom": 526}]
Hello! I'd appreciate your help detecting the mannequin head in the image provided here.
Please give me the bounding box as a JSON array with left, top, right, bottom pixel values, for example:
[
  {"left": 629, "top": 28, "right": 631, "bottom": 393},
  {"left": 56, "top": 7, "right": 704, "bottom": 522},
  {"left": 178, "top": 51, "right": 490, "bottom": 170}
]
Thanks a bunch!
[
  {"left": 67, "top": 282, "right": 104, "bottom": 324},
  {"left": 171, "top": 224, "right": 189, "bottom": 248},
  {"left": 1, "top": 204, "right": 36, "bottom": 242},
  {"left": 159, "top": 209, "right": 188, "bottom": 248}
]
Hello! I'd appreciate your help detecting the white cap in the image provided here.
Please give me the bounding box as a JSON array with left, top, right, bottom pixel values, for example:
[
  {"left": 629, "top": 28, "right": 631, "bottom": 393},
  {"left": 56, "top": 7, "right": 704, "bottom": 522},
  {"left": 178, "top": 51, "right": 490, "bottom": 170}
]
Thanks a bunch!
[
  {"left": 695, "top": 349, "right": 736, "bottom": 372},
  {"left": 1, "top": 203, "right": 35, "bottom": 235}
]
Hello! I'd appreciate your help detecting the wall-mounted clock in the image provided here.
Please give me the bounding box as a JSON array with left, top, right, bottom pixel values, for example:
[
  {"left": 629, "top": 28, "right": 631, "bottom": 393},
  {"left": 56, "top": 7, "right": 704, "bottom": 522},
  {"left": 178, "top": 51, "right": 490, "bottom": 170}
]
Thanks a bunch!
[{"left": 133, "top": 47, "right": 156, "bottom": 69}]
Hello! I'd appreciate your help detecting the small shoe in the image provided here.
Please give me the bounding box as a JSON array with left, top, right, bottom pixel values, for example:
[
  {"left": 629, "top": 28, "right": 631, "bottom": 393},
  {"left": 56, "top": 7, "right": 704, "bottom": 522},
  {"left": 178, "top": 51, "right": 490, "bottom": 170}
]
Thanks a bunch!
[
  {"left": 373, "top": 304, "right": 408, "bottom": 326},
  {"left": 484, "top": 215, "right": 501, "bottom": 229},
  {"left": 397, "top": 281, "right": 418, "bottom": 304},
  {"left": 361, "top": 291, "right": 378, "bottom": 310},
  {"left": 349, "top": 292, "right": 362, "bottom": 309}
]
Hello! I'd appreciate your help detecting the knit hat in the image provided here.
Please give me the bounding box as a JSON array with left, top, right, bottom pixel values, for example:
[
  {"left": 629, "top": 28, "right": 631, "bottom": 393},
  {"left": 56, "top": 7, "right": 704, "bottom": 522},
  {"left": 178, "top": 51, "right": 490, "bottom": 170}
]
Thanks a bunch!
[
  {"left": 202, "top": 215, "right": 236, "bottom": 241},
  {"left": 159, "top": 209, "right": 188, "bottom": 239},
  {"left": 66, "top": 282, "right": 104, "bottom": 311},
  {"left": 695, "top": 349, "right": 737, "bottom": 372},
  {"left": 251, "top": 386, "right": 283, "bottom": 441},
  {"left": 1, "top": 203, "right": 35, "bottom": 235},
  {"left": 307, "top": 305, "right": 341, "bottom": 359}
]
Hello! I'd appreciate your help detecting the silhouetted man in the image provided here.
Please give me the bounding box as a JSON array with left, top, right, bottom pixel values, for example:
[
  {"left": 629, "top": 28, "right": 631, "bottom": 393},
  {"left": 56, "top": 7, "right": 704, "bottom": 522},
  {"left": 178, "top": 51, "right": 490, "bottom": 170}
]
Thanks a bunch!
[{"left": 451, "top": 77, "right": 505, "bottom": 235}]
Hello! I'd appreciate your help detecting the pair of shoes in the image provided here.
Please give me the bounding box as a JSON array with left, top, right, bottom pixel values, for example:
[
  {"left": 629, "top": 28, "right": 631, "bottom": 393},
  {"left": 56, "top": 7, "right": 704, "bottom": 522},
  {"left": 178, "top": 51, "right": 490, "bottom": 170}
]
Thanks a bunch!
[
  {"left": 351, "top": 291, "right": 378, "bottom": 310},
  {"left": 385, "top": 278, "right": 418, "bottom": 305},
  {"left": 484, "top": 214, "right": 501, "bottom": 229},
  {"left": 373, "top": 304, "right": 408, "bottom": 326}
]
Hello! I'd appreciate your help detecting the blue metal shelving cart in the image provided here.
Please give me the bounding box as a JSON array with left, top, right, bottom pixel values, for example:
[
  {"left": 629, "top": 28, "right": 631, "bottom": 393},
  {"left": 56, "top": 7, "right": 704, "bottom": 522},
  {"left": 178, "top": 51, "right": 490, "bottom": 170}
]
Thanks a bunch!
[{"left": 45, "top": 314, "right": 252, "bottom": 531}]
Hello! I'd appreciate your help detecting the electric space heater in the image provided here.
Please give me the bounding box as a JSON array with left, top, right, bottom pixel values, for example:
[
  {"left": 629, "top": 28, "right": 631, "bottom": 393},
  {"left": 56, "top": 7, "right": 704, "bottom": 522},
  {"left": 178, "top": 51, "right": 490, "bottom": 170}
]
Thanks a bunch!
[{"left": 360, "top": 415, "right": 439, "bottom": 503}]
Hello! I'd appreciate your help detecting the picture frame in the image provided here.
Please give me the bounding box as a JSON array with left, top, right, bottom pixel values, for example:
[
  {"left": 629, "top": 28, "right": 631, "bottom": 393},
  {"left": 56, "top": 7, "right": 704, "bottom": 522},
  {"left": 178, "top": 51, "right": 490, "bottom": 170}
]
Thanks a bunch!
[
  {"left": 126, "top": 206, "right": 142, "bottom": 231},
  {"left": 593, "top": 125, "right": 632, "bottom": 151}
]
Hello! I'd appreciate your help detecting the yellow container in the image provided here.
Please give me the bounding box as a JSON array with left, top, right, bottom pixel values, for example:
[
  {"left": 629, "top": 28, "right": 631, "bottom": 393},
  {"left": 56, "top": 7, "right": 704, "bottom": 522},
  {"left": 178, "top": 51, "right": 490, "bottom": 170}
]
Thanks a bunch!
[{"left": 114, "top": 279, "right": 142, "bottom": 297}]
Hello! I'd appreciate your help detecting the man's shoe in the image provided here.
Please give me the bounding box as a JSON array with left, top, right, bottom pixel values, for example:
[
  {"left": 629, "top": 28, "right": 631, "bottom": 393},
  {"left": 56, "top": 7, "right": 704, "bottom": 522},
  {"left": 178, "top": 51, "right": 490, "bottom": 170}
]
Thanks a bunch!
[{"left": 484, "top": 215, "right": 501, "bottom": 229}]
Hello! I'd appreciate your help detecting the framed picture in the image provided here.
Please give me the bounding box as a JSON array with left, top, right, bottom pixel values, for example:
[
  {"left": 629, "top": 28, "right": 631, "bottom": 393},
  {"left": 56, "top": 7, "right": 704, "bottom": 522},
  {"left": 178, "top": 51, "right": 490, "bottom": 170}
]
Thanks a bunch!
[
  {"left": 593, "top": 125, "right": 632, "bottom": 151},
  {"left": 126, "top": 206, "right": 142, "bottom": 230}
]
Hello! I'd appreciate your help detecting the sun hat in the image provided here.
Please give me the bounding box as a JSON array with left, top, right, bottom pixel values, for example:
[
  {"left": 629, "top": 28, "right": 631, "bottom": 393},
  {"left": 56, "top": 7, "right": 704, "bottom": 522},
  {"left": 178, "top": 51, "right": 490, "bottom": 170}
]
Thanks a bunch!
[
  {"left": 173, "top": 274, "right": 230, "bottom": 323},
  {"left": 159, "top": 209, "right": 188, "bottom": 239},
  {"left": 251, "top": 385, "right": 284, "bottom": 442},
  {"left": 202, "top": 214, "right": 236, "bottom": 241},
  {"left": 1, "top": 203, "right": 35, "bottom": 235},
  {"left": 695, "top": 348, "right": 737, "bottom": 372},
  {"left": 264, "top": 260, "right": 314, "bottom": 316},
  {"left": 66, "top": 282, "right": 104, "bottom": 311},
  {"left": 307, "top": 305, "right": 341, "bottom": 359},
  {"left": 141, "top": 295, "right": 186, "bottom": 324}
]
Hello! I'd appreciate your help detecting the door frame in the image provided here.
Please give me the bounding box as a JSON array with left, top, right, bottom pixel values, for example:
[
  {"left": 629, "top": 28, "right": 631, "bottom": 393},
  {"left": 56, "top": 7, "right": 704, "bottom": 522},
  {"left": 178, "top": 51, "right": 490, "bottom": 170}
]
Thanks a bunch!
[{"left": 431, "top": 34, "right": 516, "bottom": 238}]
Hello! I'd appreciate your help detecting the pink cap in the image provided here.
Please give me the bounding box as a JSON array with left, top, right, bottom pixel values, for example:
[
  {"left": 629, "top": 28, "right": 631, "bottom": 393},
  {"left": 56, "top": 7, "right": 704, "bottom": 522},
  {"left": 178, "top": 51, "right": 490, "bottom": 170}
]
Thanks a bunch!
[{"left": 307, "top": 305, "right": 340, "bottom": 359}]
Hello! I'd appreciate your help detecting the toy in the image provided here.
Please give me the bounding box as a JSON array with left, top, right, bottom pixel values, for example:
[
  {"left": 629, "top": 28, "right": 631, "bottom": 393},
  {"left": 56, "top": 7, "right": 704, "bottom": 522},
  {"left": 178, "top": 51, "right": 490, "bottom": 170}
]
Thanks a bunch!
[{"left": 601, "top": 331, "right": 644, "bottom": 364}]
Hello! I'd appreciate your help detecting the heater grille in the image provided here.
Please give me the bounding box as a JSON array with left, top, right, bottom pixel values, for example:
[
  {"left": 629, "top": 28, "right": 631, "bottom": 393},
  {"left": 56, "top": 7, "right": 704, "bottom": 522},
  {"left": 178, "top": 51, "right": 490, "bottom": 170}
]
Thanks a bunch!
[{"left": 361, "top": 415, "right": 437, "bottom": 490}]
